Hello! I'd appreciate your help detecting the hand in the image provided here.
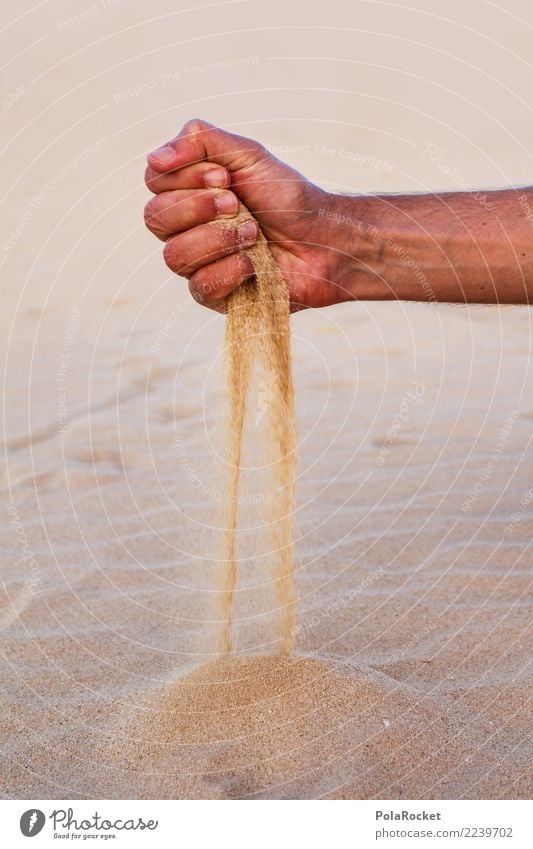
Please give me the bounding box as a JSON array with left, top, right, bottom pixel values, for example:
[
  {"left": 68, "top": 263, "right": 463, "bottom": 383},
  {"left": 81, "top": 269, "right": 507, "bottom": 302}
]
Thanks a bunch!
[{"left": 144, "top": 119, "right": 350, "bottom": 312}]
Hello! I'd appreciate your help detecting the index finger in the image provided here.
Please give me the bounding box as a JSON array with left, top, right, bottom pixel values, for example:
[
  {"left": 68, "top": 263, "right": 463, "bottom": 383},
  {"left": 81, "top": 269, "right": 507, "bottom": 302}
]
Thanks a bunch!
[
  {"left": 147, "top": 120, "right": 208, "bottom": 172},
  {"left": 146, "top": 118, "right": 263, "bottom": 175}
]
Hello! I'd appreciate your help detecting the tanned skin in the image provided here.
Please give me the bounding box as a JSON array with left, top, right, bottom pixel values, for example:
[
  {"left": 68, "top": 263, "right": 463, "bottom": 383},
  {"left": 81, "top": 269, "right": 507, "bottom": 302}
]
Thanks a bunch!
[{"left": 144, "top": 119, "right": 533, "bottom": 312}]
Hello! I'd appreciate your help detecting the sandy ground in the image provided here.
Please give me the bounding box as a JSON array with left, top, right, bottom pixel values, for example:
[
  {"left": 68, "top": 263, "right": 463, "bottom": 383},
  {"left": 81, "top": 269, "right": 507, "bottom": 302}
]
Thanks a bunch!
[{"left": 1, "top": 0, "right": 532, "bottom": 799}]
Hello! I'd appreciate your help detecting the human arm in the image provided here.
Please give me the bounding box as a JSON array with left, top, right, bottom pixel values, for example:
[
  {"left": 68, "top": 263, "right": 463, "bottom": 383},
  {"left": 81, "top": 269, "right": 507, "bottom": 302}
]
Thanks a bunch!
[{"left": 144, "top": 120, "right": 533, "bottom": 309}]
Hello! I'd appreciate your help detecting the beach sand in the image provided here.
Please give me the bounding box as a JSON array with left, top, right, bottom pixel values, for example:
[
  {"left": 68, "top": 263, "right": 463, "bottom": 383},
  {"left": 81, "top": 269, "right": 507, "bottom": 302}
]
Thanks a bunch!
[{"left": 1, "top": 0, "right": 532, "bottom": 799}]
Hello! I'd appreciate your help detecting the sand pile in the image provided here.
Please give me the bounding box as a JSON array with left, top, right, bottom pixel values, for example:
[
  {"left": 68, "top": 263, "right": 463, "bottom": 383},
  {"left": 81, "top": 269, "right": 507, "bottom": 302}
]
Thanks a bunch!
[
  {"left": 108, "top": 654, "right": 515, "bottom": 800},
  {"left": 218, "top": 205, "right": 296, "bottom": 654}
]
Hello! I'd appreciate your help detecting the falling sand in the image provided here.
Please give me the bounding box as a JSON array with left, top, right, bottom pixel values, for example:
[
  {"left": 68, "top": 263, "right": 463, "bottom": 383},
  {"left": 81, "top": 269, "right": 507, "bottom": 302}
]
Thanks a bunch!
[{"left": 217, "top": 204, "right": 296, "bottom": 655}]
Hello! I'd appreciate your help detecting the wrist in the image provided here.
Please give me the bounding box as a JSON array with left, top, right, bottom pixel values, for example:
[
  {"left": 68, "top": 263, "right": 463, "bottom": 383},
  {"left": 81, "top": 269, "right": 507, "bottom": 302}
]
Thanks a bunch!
[{"left": 320, "top": 192, "right": 409, "bottom": 303}]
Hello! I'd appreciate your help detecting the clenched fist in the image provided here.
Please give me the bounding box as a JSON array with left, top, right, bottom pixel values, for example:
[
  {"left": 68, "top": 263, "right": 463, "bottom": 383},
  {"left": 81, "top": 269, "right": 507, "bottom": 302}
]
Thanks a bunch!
[{"left": 144, "top": 119, "right": 351, "bottom": 312}]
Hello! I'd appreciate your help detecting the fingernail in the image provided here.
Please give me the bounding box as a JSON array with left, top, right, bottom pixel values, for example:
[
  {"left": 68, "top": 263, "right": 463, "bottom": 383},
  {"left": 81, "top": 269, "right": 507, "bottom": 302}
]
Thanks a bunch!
[
  {"left": 239, "top": 220, "right": 258, "bottom": 242},
  {"left": 148, "top": 145, "right": 175, "bottom": 167},
  {"left": 205, "top": 168, "right": 227, "bottom": 188},
  {"left": 214, "top": 191, "right": 238, "bottom": 216}
]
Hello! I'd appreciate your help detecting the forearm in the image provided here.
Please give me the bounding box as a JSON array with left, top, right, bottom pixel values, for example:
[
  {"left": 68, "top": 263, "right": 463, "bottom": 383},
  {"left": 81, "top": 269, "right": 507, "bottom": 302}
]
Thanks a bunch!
[{"left": 327, "top": 188, "right": 533, "bottom": 304}]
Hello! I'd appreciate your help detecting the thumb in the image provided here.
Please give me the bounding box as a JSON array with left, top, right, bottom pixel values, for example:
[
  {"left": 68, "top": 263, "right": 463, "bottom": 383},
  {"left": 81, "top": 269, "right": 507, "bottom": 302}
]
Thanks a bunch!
[{"left": 147, "top": 119, "right": 267, "bottom": 175}]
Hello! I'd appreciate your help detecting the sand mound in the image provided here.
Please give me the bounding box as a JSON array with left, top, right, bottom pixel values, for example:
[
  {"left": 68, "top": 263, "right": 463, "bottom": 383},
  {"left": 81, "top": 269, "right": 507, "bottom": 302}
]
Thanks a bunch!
[{"left": 107, "top": 655, "right": 505, "bottom": 799}]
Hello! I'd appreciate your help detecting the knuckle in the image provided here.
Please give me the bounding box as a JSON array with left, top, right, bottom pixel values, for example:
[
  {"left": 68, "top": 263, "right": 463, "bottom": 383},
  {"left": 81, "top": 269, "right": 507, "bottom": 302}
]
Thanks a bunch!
[
  {"left": 183, "top": 118, "right": 206, "bottom": 138},
  {"left": 190, "top": 269, "right": 217, "bottom": 303},
  {"left": 144, "top": 165, "right": 156, "bottom": 188},
  {"left": 144, "top": 197, "right": 160, "bottom": 228},
  {"left": 145, "top": 195, "right": 176, "bottom": 236},
  {"left": 188, "top": 277, "right": 206, "bottom": 304},
  {"left": 163, "top": 238, "right": 180, "bottom": 271}
]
